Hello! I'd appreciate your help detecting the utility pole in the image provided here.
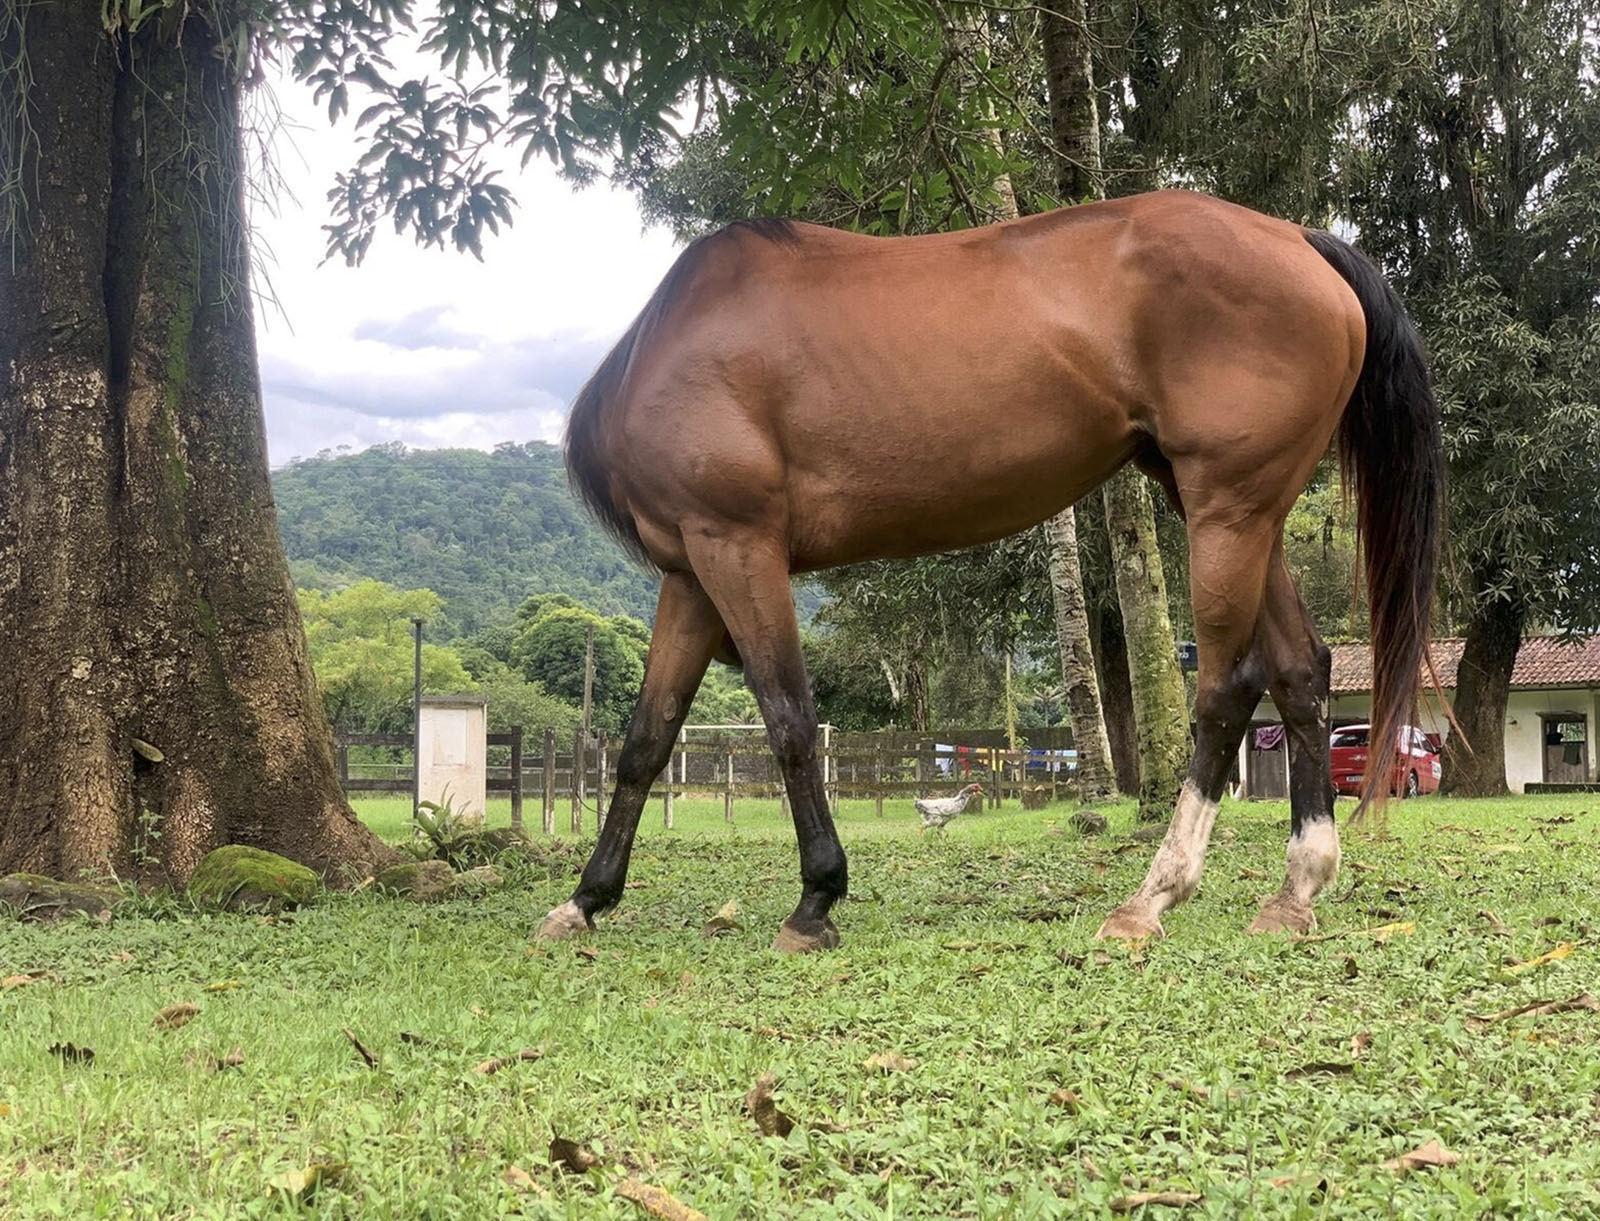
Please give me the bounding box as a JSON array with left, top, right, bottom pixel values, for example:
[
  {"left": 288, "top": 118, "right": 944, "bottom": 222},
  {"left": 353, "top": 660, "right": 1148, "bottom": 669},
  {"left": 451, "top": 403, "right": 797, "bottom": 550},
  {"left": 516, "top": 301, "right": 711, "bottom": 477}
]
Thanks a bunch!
[{"left": 410, "top": 616, "right": 424, "bottom": 818}]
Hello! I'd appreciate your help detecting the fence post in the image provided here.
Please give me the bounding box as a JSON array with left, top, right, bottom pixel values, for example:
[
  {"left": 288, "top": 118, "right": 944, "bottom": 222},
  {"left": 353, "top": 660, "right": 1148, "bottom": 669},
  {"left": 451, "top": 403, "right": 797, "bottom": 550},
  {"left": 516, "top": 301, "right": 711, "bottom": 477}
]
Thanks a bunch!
[
  {"left": 874, "top": 744, "right": 884, "bottom": 819},
  {"left": 822, "top": 723, "right": 836, "bottom": 809},
  {"left": 335, "top": 733, "right": 349, "bottom": 791},
  {"left": 509, "top": 725, "right": 524, "bottom": 833},
  {"left": 595, "top": 731, "right": 608, "bottom": 832},
  {"left": 572, "top": 727, "right": 584, "bottom": 833},
  {"left": 724, "top": 739, "right": 735, "bottom": 824},
  {"left": 663, "top": 728, "right": 678, "bottom": 829},
  {"left": 542, "top": 727, "right": 556, "bottom": 835}
]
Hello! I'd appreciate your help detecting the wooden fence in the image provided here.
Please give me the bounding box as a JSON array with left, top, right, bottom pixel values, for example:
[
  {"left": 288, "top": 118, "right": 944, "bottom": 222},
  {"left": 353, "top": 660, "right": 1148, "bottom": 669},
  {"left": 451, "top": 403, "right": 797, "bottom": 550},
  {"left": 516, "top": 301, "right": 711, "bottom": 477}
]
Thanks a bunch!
[{"left": 336, "top": 726, "right": 1079, "bottom": 833}]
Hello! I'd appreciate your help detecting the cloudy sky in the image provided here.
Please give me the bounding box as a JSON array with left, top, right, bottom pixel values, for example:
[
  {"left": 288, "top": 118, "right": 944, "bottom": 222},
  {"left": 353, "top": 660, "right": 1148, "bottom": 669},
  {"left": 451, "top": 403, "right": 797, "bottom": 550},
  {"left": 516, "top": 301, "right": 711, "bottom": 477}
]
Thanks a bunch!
[{"left": 252, "top": 69, "right": 682, "bottom": 467}]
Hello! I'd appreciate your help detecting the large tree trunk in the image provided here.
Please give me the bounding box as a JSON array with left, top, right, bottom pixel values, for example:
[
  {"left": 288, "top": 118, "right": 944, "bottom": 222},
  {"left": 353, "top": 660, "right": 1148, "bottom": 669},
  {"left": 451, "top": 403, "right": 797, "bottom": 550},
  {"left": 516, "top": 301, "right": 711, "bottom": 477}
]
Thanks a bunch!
[
  {"left": 1041, "top": 0, "right": 1189, "bottom": 819},
  {"left": 0, "top": 7, "right": 395, "bottom": 883},
  {"left": 1440, "top": 587, "right": 1524, "bottom": 797},
  {"left": 1093, "top": 603, "right": 1142, "bottom": 792},
  {"left": 1043, "top": 516, "right": 1117, "bottom": 801}
]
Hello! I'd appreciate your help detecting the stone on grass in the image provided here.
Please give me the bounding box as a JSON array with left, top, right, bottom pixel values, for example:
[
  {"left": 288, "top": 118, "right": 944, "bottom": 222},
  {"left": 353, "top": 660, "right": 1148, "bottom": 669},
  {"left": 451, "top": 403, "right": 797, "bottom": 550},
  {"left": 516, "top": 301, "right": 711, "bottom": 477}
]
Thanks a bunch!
[
  {"left": 187, "top": 846, "right": 320, "bottom": 913},
  {"left": 374, "top": 859, "right": 458, "bottom": 902},
  {"left": 0, "top": 873, "right": 124, "bottom": 922},
  {"left": 1069, "top": 810, "right": 1109, "bottom": 836},
  {"left": 455, "top": 865, "right": 505, "bottom": 893}
]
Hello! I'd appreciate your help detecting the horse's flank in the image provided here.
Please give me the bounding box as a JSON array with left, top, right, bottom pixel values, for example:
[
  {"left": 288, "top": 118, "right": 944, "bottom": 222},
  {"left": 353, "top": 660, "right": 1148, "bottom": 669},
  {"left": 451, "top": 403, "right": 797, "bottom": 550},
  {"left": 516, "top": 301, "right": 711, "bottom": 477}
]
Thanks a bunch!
[{"left": 565, "top": 190, "right": 1362, "bottom": 576}]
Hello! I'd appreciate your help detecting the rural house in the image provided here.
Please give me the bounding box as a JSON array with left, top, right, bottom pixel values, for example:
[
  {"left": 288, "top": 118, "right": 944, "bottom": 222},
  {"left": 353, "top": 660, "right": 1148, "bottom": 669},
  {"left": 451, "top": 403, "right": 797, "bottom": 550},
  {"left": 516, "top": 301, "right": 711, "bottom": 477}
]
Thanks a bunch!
[{"left": 1243, "top": 635, "right": 1600, "bottom": 796}]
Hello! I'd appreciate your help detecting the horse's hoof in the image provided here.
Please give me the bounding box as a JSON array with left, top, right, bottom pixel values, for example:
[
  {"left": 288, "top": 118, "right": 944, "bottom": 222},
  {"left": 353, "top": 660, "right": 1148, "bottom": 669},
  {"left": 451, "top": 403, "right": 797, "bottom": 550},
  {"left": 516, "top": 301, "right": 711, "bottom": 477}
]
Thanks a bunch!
[
  {"left": 1246, "top": 899, "right": 1315, "bottom": 936},
  {"left": 536, "top": 899, "right": 593, "bottom": 941},
  {"left": 772, "top": 917, "right": 841, "bottom": 954},
  {"left": 1095, "top": 905, "right": 1165, "bottom": 942}
]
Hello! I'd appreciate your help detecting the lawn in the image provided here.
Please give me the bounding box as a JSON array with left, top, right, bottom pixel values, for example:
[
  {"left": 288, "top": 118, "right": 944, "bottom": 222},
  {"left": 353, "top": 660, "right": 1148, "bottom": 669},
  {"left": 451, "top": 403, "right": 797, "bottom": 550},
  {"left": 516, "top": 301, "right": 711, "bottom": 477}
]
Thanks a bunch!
[{"left": 2, "top": 792, "right": 1598, "bottom": 1218}]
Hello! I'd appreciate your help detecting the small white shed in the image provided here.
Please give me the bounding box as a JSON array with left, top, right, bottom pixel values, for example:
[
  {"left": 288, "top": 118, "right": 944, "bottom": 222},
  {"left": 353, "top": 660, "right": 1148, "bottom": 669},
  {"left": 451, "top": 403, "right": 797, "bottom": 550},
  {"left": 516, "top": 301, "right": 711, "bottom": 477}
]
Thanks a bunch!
[{"left": 419, "top": 695, "right": 488, "bottom": 824}]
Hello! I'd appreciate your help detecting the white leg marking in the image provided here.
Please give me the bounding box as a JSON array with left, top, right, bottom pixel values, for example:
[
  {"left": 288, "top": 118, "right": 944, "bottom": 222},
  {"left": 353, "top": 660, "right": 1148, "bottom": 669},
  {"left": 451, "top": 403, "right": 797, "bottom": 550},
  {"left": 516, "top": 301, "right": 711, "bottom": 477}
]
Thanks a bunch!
[
  {"left": 1283, "top": 818, "right": 1341, "bottom": 904},
  {"left": 1137, "top": 782, "right": 1219, "bottom": 908},
  {"left": 1099, "top": 782, "right": 1219, "bottom": 939},
  {"left": 537, "top": 899, "right": 591, "bottom": 940}
]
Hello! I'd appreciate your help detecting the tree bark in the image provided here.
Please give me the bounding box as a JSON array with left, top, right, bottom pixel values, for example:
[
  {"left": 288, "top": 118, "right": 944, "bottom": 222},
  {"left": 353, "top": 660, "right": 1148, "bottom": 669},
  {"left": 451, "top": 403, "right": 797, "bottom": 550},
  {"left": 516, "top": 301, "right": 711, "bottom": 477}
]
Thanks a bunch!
[
  {"left": 1440, "top": 588, "right": 1524, "bottom": 797},
  {"left": 0, "top": 8, "right": 395, "bottom": 883},
  {"left": 1093, "top": 603, "right": 1142, "bottom": 793},
  {"left": 1040, "top": 0, "right": 1189, "bottom": 819},
  {"left": 1103, "top": 470, "right": 1190, "bottom": 817},
  {"left": 1043, "top": 515, "right": 1117, "bottom": 801}
]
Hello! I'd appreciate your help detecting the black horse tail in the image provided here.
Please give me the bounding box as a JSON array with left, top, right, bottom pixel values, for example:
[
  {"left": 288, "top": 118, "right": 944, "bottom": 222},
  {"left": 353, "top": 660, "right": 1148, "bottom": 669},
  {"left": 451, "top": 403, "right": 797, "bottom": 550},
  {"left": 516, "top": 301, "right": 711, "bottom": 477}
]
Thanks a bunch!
[
  {"left": 562, "top": 309, "right": 655, "bottom": 569},
  {"left": 1304, "top": 229, "right": 1447, "bottom": 820}
]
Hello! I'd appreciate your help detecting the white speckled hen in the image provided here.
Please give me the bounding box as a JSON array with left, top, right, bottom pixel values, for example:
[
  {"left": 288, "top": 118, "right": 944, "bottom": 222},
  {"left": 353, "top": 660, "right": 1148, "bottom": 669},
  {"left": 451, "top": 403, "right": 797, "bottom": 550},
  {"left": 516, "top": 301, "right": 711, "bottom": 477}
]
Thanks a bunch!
[{"left": 915, "top": 783, "right": 984, "bottom": 834}]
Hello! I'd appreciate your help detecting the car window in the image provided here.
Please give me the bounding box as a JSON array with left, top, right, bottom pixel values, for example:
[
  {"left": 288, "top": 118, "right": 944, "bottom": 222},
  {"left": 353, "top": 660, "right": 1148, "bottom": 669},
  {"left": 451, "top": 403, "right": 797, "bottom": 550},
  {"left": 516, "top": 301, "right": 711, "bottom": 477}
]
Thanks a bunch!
[{"left": 1331, "top": 729, "right": 1369, "bottom": 748}]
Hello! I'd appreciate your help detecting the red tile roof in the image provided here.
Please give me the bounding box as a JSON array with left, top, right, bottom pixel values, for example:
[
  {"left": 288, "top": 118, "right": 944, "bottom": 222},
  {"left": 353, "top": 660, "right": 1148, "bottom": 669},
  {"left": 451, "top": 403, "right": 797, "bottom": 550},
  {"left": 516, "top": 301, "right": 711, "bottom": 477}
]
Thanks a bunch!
[{"left": 1327, "top": 636, "right": 1600, "bottom": 695}]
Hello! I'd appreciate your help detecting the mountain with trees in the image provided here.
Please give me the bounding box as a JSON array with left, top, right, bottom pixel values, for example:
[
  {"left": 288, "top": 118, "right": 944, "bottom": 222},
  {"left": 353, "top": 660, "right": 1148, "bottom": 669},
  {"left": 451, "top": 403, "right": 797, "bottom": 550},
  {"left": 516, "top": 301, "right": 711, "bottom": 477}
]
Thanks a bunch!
[{"left": 274, "top": 441, "right": 661, "bottom": 635}]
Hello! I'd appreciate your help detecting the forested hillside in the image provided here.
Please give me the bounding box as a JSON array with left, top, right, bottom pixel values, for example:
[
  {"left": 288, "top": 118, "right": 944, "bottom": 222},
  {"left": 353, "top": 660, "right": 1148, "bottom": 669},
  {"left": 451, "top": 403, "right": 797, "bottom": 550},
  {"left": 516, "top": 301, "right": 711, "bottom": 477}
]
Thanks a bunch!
[{"left": 272, "top": 441, "right": 658, "bottom": 636}]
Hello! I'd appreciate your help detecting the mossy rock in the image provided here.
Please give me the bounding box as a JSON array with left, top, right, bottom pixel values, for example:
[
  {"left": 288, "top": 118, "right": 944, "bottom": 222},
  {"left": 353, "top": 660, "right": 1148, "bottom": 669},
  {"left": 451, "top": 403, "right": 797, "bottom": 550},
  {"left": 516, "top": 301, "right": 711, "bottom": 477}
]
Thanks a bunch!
[
  {"left": 0, "top": 873, "right": 124, "bottom": 922},
  {"left": 187, "top": 846, "right": 320, "bottom": 913},
  {"left": 1069, "top": 810, "right": 1109, "bottom": 836},
  {"left": 374, "top": 860, "right": 458, "bottom": 902}
]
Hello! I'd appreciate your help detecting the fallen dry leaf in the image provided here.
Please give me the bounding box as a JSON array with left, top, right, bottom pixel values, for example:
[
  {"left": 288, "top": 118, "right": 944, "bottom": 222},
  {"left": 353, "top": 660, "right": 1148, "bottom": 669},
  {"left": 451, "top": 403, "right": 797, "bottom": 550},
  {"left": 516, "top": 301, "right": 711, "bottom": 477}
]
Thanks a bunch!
[
  {"left": 217, "top": 1045, "right": 245, "bottom": 1070},
  {"left": 0, "top": 1102, "right": 11, "bottom": 1118},
  {"left": 109, "top": 950, "right": 134, "bottom": 963},
  {"left": 550, "top": 1135, "right": 602, "bottom": 1174},
  {"left": 1351, "top": 1031, "right": 1373, "bottom": 1057},
  {"left": 1166, "top": 1078, "right": 1212, "bottom": 1102},
  {"left": 1299, "top": 921, "right": 1415, "bottom": 944},
  {"left": 1501, "top": 943, "right": 1574, "bottom": 976},
  {"left": 1109, "top": 1190, "right": 1202, "bottom": 1211},
  {"left": 1467, "top": 992, "right": 1599, "bottom": 1029},
  {"left": 863, "top": 1051, "right": 918, "bottom": 1073},
  {"left": 1478, "top": 910, "right": 1511, "bottom": 935},
  {"left": 1048, "top": 1088, "right": 1081, "bottom": 1112},
  {"left": 342, "top": 1027, "right": 379, "bottom": 1069},
  {"left": 615, "top": 1177, "right": 710, "bottom": 1221},
  {"left": 942, "top": 939, "right": 980, "bottom": 951},
  {"left": 1381, "top": 1139, "right": 1461, "bottom": 1171},
  {"left": 473, "top": 1048, "right": 543, "bottom": 1075},
  {"left": 503, "top": 1165, "right": 548, "bottom": 1195},
  {"left": 204, "top": 979, "right": 241, "bottom": 993},
  {"left": 267, "top": 1162, "right": 346, "bottom": 1201},
  {"left": 575, "top": 945, "right": 602, "bottom": 961},
  {"left": 1341, "top": 955, "right": 1359, "bottom": 980},
  {"left": 153, "top": 1003, "right": 200, "bottom": 1031},
  {"left": 398, "top": 1031, "right": 433, "bottom": 1046},
  {"left": 1284, "top": 1061, "right": 1354, "bottom": 1080},
  {"left": 48, "top": 1041, "right": 94, "bottom": 1064},
  {"left": 2, "top": 972, "right": 45, "bottom": 989},
  {"left": 1080, "top": 1154, "right": 1103, "bottom": 1181},
  {"left": 745, "top": 1072, "right": 796, "bottom": 1138}
]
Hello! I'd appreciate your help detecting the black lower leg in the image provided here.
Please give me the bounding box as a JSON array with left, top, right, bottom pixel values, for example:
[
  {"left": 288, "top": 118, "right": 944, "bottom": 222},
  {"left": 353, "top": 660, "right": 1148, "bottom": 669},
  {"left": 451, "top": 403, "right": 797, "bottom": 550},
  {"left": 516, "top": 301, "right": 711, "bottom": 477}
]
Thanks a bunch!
[
  {"left": 766, "top": 693, "right": 848, "bottom": 931},
  {"left": 1275, "top": 642, "right": 1334, "bottom": 838}
]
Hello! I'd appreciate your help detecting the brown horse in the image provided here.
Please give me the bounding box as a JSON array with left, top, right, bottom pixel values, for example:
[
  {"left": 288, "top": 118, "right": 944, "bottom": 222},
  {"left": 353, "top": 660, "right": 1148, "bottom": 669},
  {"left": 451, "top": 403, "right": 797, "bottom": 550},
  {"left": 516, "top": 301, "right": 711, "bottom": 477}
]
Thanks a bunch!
[{"left": 539, "top": 190, "right": 1441, "bottom": 951}]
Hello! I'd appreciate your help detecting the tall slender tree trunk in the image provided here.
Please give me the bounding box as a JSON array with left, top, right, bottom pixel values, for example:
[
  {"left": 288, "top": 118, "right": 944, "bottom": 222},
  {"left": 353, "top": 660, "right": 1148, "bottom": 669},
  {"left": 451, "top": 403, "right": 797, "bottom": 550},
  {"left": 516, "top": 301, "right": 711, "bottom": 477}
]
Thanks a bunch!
[
  {"left": 1040, "top": 0, "right": 1189, "bottom": 819},
  {"left": 1440, "top": 585, "right": 1524, "bottom": 796},
  {"left": 970, "top": 13, "right": 1117, "bottom": 802},
  {"left": 1092, "top": 602, "right": 1141, "bottom": 792},
  {"left": 0, "top": 7, "right": 394, "bottom": 883},
  {"left": 1043, "top": 517, "right": 1117, "bottom": 800}
]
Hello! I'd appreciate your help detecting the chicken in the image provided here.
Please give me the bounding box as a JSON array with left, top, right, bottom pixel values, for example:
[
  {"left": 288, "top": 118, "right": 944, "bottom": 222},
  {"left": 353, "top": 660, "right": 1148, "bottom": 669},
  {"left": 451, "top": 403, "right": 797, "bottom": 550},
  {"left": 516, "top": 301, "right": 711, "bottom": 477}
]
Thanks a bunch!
[{"left": 915, "top": 783, "right": 984, "bottom": 834}]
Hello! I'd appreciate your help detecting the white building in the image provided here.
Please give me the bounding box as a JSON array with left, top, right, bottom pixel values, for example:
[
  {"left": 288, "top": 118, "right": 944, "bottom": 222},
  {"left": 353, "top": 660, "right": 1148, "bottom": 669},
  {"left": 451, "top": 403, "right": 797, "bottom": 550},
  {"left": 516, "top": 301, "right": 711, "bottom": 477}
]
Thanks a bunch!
[{"left": 1244, "top": 635, "right": 1600, "bottom": 796}]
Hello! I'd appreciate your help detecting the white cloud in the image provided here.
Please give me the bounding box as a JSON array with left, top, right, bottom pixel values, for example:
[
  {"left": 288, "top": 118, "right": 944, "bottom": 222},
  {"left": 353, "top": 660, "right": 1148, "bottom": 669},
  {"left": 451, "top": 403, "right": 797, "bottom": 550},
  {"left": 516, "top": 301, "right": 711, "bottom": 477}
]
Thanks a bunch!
[{"left": 250, "top": 65, "right": 682, "bottom": 467}]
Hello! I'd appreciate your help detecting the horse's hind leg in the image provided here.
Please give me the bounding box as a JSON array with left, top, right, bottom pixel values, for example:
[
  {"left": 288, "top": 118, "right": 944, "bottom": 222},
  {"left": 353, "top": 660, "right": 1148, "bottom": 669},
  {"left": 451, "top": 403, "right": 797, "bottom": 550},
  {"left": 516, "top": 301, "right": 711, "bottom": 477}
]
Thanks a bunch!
[
  {"left": 539, "top": 572, "right": 723, "bottom": 939},
  {"left": 682, "top": 533, "right": 848, "bottom": 952},
  {"left": 1097, "top": 515, "right": 1273, "bottom": 940},
  {"left": 1247, "top": 549, "right": 1339, "bottom": 934}
]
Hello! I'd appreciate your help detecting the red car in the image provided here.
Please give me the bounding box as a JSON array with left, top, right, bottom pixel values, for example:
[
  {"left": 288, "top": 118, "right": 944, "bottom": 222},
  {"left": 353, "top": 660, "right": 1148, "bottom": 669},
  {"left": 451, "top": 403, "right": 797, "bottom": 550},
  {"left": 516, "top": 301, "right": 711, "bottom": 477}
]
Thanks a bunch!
[{"left": 1329, "top": 723, "right": 1442, "bottom": 798}]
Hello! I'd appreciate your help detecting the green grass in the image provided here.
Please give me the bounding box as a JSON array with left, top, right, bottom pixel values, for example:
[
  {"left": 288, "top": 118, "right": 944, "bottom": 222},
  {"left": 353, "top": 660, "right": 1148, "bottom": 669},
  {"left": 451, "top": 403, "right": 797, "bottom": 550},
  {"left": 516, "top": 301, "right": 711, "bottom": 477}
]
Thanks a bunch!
[{"left": 3, "top": 793, "right": 1599, "bottom": 1218}]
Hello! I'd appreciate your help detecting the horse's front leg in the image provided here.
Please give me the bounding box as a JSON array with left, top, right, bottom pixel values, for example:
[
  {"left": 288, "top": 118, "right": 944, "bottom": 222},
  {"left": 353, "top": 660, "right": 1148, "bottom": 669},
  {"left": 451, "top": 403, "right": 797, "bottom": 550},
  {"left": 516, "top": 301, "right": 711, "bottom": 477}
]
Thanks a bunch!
[
  {"left": 683, "top": 532, "right": 848, "bottom": 953},
  {"left": 538, "top": 572, "right": 722, "bottom": 939}
]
